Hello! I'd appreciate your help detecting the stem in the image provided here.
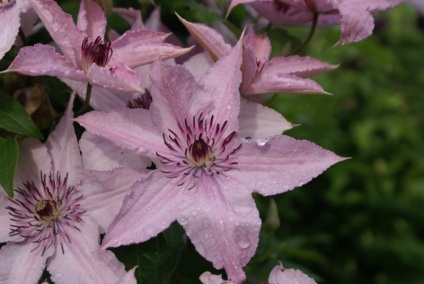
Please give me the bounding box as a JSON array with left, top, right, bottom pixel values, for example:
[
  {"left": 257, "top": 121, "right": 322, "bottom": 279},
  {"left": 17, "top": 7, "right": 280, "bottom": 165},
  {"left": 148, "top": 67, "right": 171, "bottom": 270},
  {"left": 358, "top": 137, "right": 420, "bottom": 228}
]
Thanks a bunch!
[
  {"left": 75, "top": 84, "right": 92, "bottom": 116},
  {"left": 289, "top": 12, "right": 319, "bottom": 55},
  {"left": 18, "top": 28, "right": 28, "bottom": 46}
]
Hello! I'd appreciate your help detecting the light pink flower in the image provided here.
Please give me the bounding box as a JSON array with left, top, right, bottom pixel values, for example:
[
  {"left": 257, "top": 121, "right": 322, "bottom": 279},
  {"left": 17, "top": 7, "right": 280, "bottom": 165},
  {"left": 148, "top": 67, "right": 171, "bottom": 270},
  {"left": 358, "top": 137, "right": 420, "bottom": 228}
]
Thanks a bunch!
[
  {"left": 76, "top": 40, "right": 344, "bottom": 283},
  {"left": 178, "top": 16, "right": 336, "bottom": 95},
  {"left": 0, "top": 0, "right": 31, "bottom": 59},
  {"left": 3, "top": 0, "right": 190, "bottom": 93},
  {"left": 228, "top": 0, "right": 405, "bottom": 44},
  {"left": 0, "top": 94, "right": 136, "bottom": 284}
]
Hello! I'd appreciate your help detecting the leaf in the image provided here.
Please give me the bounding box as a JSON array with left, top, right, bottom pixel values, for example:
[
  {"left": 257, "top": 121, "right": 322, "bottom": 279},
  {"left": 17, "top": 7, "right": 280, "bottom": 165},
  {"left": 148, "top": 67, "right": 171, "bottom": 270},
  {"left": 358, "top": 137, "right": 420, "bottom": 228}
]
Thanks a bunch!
[
  {"left": 111, "top": 222, "right": 185, "bottom": 284},
  {"left": 0, "top": 95, "right": 43, "bottom": 139},
  {"left": 0, "top": 137, "right": 19, "bottom": 197}
]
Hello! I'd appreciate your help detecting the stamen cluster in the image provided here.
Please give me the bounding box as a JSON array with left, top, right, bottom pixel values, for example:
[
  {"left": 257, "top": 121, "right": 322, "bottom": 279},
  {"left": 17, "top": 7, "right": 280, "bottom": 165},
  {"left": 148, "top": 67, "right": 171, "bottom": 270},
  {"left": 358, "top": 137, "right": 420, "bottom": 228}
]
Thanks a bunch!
[
  {"left": 127, "top": 91, "right": 153, "bottom": 110},
  {"left": 80, "top": 36, "right": 113, "bottom": 72},
  {"left": 6, "top": 172, "right": 85, "bottom": 254},
  {"left": 157, "top": 114, "right": 242, "bottom": 189}
]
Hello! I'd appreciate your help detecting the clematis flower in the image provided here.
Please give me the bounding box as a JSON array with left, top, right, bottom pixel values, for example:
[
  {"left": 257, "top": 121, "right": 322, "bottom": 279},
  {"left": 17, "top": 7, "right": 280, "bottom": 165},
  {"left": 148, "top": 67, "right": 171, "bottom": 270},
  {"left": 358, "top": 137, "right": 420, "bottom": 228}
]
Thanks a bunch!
[
  {"left": 0, "top": 0, "right": 31, "bottom": 60},
  {"left": 76, "top": 39, "right": 344, "bottom": 283},
  {"left": 0, "top": 93, "right": 136, "bottom": 284},
  {"left": 200, "top": 263, "right": 317, "bottom": 284},
  {"left": 3, "top": 0, "right": 190, "bottom": 93},
  {"left": 178, "top": 16, "right": 337, "bottom": 96},
  {"left": 227, "top": 0, "right": 405, "bottom": 44}
]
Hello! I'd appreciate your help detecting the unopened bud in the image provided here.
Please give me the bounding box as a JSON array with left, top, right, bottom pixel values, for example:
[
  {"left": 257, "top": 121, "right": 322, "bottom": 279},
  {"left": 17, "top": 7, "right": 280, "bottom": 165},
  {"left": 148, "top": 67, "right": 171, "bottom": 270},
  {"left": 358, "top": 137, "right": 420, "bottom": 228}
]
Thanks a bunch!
[{"left": 265, "top": 198, "right": 280, "bottom": 231}]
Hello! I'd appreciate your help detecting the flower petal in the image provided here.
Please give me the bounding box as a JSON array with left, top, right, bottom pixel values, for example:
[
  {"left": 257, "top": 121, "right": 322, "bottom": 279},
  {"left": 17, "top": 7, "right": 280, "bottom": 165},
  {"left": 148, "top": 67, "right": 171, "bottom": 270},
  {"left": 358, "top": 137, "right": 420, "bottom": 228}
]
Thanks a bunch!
[
  {"left": 0, "top": 2, "right": 20, "bottom": 60},
  {"left": 0, "top": 193, "right": 11, "bottom": 242},
  {"left": 101, "top": 172, "right": 193, "bottom": 249},
  {"left": 244, "top": 28, "right": 271, "bottom": 63},
  {"left": 5, "top": 44, "right": 86, "bottom": 82},
  {"left": 77, "top": 0, "right": 107, "bottom": 41},
  {"left": 228, "top": 135, "right": 346, "bottom": 196},
  {"left": 47, "top": 216, "right": 136, "bottom": 284},
  {"left": 268, "top": 264, "right": 317, "bottom": 284},
  {"left": 28, "top": 0, "right": 85, "bottom": 64},
  {"left": 75, "top": 108, "right": 165, "bottom": 157},
  {"left": 238, "top": 99, "right": 293, "bottom": 139},
  {"left": 200, "top": 272, "right": 236, "bottom": 284},
  {"left": 0, "top": 242, "right": 53, "bottom": 284},
  {"left": 113, "top": 7, "right": 144, "bottom": 30},
  {"left": 179, "top": 175, "right": 260, "bottom": 283}
]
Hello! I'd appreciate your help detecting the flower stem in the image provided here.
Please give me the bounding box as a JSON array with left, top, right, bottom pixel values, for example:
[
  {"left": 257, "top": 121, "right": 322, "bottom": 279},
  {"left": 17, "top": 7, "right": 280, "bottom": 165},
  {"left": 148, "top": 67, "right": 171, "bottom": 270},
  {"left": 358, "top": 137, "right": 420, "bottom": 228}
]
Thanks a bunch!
[
  {"left": 75, "top": 83, "right": 92, "bottom": 116},
  {"left": 289, "top": 12, "right": 319, "bottom": 55}
]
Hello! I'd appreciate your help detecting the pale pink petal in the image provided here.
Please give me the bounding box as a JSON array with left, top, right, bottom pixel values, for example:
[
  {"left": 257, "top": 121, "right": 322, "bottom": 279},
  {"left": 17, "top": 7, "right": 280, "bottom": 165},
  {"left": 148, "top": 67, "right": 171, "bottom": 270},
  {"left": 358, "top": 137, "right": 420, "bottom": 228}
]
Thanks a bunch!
[
  {"left": 113, "top": 7, "right": 144, "bottom": 30},
  {"left": 15, "top": 137, "right": 52, "bottom": 190},
  {"left": 0, "top": 193, "right": 11, "bottom": 242},
  {"left": 240, "top": 44, "right": 258, "bottom": 92},
  {"left": 80, "top": 132, "right": 152, "bottom": 172},
  {"left": 77, "top": 0, "right": 107, "bottom": 40},
  {"left": 177, "top": 15, "right": 231, "bottom": 62},
  {"left": 28, "top": 0, "right": 85, "bottom": 64},
  {"left": 80, "top": 167, "right": 147, "bottom": 233},
  {"left": 183, "top": 52, "right": 214, "bottom": 80},
  {"left": 262, "top": 56, "right": 338, "bottom": 78},
  {"left": 101, "top": 172, "right": 194, "bottom": 249},
  {"left": 0, "top": 2, "right": 20, "bottom": 60},
  {"left": 244, "top": 72, "right": 329, "bottom": 95},
  {"left": 0, "top": 242, "right": 53, "bottom": 284},
  {"left": 244, "top": 28, "right": 271, "bottom": 63},
  {"left": 228, "top": 135, "right": 345, "bottom": 196},
  {"left": 5, "top": 44, "right": 86, "bottom": 81},
  {"left": 110, "top": 29, "right": 191, "bottom": 68},
  {"left": 179, "top": 175, "right": 260, "bottom": 283},
  {"left": 86, "top": 63, "right": 142, "bottom": 93},
  {"left": 238, "top": 99, "right": 293, "bottom": 139},
  {"left": 268, "top": 264, "right": 317, "bottom": 284},
  {"left": 199, "top": 39, "right": 243, "bottom": 132},
  {"left": 75, "top": 108, "right": 165, "bottom": 157},
  {"left": 200, "top": 272, "right": 236, "bottom": 284},
  {"left": 47, "top": 216, "right": 136, "bottom": 284},
  {"left": 337, "top": 6, "right": 375, "bottom": 45},
  {"left": 227, "top": 0, "right": 258, "bottom": 17},
  {"left": 149, "top": 61, "right": 211, "bottom": 132},
  {"left": 45, "top": 93, "right": 81, "bottom": 186}
]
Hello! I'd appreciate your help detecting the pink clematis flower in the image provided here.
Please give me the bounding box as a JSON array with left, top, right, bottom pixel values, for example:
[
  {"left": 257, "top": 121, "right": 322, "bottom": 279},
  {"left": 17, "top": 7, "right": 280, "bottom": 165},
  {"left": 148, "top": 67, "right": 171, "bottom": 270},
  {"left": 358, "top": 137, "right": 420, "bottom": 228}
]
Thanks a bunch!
[
  {"left": 3, "top": 0, "right": 190, "bottom": 93},
  {"left": 178, "top": 16, "right": 337, "bottom": 96},
  {"left": 227, "top": 0, "right": 405, "bottom": 44},
  {"left": 0, "top": 0, "right": 31, "bottom": 60},
  {"left": 200, "top": 263, "right": 317, "bottom": 284},
  {"left": 76, "top": 40, "right": 344, "bottom": 283},
  {"left": 0, "top": 93, "right": 136, "bottom": 284}
]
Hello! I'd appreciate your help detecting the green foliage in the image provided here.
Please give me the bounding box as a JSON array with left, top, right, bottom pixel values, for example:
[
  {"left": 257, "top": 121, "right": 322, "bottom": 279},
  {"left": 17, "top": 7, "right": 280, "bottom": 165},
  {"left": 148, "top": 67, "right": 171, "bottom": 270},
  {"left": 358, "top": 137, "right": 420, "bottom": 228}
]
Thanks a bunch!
[{"left": 0, "top": 137, "right": 19, "bottom": 197}]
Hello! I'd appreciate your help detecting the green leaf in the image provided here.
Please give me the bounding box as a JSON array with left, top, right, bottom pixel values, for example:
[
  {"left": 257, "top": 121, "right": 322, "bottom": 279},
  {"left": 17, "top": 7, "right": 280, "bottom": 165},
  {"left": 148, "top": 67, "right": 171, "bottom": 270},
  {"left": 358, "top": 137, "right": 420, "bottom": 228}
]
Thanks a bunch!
[
  {"left": 0, "top": 137, "right": 19, "bottom": 197},
  {"left": 0, "top": 95, "right": 43, "bottom": 139},
  {"left": 112, "top": 222, "right": 185, "bottom": 284}
]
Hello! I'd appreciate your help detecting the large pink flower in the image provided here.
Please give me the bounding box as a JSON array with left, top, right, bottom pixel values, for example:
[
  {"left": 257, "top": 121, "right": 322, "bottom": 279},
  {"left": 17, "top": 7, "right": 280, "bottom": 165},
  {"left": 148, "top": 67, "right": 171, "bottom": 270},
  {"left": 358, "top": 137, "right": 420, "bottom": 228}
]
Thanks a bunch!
[
  {"left": 178, "top": 16, "right": 336, "bottom": 96},
  {"left": 0, "top": 94, "right": 136, "bottom": 284},
  {"left": 76, "top": 40, "right": 344, "bottom": 283},
  {"left": 228, "top": 0, "right": 405, "bottom": 44},
  {"left": 3, "top": 0, "right": 190, "bottom": 93}
]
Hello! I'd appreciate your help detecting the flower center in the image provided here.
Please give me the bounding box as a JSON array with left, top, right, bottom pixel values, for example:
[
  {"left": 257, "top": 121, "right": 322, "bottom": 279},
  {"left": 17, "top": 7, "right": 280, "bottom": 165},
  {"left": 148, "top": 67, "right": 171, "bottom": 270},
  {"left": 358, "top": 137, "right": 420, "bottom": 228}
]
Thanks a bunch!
[
  {"left": 6, "top": 172, "right": 85, "bottom": 254},
  {"left": 127, "top": 91, "right": 153, "bottom": 110},
  {"left": 0, "top": 0, "right": 14, "bottom": 8},
  {"left": 157, "top": 114, "right": 241, "bottom": 189},
  {"left": 80, "top": 36, "right": 113, "bottom": 72}
]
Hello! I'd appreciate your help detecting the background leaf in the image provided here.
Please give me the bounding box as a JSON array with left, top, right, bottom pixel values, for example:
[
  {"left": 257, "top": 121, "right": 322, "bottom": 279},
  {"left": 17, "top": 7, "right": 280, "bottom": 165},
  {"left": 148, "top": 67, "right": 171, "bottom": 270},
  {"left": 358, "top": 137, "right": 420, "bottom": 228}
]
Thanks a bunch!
[{"left": 0, "top": 137, "right": 19, "bottom": 197}]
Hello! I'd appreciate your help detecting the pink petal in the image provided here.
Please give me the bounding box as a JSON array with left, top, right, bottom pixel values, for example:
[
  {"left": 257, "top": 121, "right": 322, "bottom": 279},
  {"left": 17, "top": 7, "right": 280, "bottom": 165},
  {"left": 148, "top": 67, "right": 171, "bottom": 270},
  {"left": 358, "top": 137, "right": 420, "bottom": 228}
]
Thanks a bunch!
[
  {"left": 240, "top": 43, "right": 258, "bottom": 92},
  {"left": 244, "top": 72, "right": 329, "bottom": 95},
  {"left": 75, "top": 108, "right": 165, "bottom": 158},
  {"left": 110, "top": 29, "right": 191, "bottom": 68},
  {"left": 101, "top": 172, "right": 193, "bottom": 249},
  {"left": 5, "top": 44, "right": 86, "bottom": 81},
  {"left": 47, "top": 216, "right": 136, "bottom": 284},
  {"left": 227, "top": 0, "right": 257, "bottom": 17},
  {"left": 179, "top": 175, "right": 260, "bottom": 283},
  {"left": 0, "top": 2, "right": 20, "bottom": 60},
  {"left": 113, "top": 7, "right": 144, "bottom": 30},
  {"left": 244, "top": 28, "right": 271, "bottom": 63},
  {"left": 238, "top": 99, "right": 293, "bottom": 139},
  {"left": 28, "top": 0, "right": 85, "bottom": 64},
  {"left": 228, "top": 135, "right": 346, "bottom": 196},
  {"left": 268, "top": 264, "right": 317, "bottom": 284},
  {"left": 177, "top": 15, "right": 231, "bottom": 62},
  {"left": 0, "top": 193, "right": 11, "bottom": 242},
  {"left": 200, "top": 272, "right": 236, "bottom": 284},
  {"left": 262, "top": 56, "right": 338, "bottom": 78},
  {"left": 87, "top": 63, "right": 142, "bottom": 93},
  {"left": 0, "top": 242, "right": 53, "bottom": 284},
  {"left": 199, "top": 39, "right": 243, "bottom": 132},
  {"left": 77, "top": 0, "right": 107, "bottom": 41},
  {"left": 337, "top": 6, "right": 375, "bottom": 45},
  {"left": 45, "top": 92, "right": 82, "bottom": 186},
  {"left": 149, "top": 60, "right": 211, "bottom": 132},
  {"left": 183, "top": 52, "right": 214, "bottom": 80},
  {"left": 80, "top": 132, "right": 152, "bottom": 172}
]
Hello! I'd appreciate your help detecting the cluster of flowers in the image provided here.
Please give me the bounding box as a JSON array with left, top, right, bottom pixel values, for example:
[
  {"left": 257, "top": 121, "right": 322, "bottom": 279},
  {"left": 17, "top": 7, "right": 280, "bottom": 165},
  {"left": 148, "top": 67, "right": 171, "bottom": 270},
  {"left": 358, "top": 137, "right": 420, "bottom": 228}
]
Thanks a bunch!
[{"left": 0, "top": 0, "right": 408, "bottom": 283}]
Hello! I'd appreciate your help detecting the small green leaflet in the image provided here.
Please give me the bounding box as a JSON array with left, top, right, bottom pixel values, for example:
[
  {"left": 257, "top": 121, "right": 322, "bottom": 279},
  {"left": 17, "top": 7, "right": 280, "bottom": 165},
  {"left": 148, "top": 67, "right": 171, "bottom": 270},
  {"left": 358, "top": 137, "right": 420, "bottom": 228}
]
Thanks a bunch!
[
  {"left": 0, "top": 137, "right": 19, "bottom": 197},
  {"left": 0, "top": 95, "right": 43, "bottom": 139}
]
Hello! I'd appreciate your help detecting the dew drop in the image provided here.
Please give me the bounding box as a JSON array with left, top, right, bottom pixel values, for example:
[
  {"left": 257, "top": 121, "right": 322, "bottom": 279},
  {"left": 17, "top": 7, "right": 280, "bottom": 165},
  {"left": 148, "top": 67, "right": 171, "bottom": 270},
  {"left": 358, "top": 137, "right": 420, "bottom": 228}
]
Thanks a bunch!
[
  {"left": 234, "top": 205, "right": 253, "bottom": 216},
  {"left": 144, "top": 225, "right": 156, "bottom": 237},
  {"left": 191, "top": 210, "right": 198, "bottom": 216},
  {"left": 179, "top": 218, "right": 188, "bottom": 225},
  {"left": 256, "top": 139, "right": 267, "bottom": 146},
  {"left": 226, "top": 105, "right": 232, "bottom": 110},
  {"left": 237, "top": 240, "right": 250, "bottom": 249},
  {"left": 56, "top": 273, "right": 63, "bottom": 278}
]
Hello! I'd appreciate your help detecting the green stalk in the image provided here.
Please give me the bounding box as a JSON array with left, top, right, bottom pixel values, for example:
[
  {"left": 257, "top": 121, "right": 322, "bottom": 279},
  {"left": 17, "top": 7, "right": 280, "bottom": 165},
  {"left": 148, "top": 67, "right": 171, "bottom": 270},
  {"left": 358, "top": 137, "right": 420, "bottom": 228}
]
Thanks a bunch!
[
  {"left": 75, "top": 83, "right": 92, "bottom": 116},
  {"left": 289, "top": 12, "right": 319, "bottom": 55}
]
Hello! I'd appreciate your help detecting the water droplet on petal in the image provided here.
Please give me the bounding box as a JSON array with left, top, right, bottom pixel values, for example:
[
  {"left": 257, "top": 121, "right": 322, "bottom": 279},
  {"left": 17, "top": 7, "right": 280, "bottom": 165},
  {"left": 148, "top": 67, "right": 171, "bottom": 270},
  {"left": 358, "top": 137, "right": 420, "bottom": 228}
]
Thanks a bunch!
[
  {"left": 191, "top": 210, "right": 198, "bottom": 216},
  {"left": 234, "top": 205, "right": 253, "bottom": 216},
  {"left": 144, "top": 225, "right": 156, "bottom": 237},
  {"left": 227, "top": 105, "right": 232, "bottom": 110},
  {"left": 237, "top": 240, "right": 250, "bottom": 249},
  {"left": 179, "top": 218, "right": 188, "bottom": 225},
  {"left": 256, "top": 139, "right": 267, "bottom": 146},
  {"left": 56, "top": 273, "right": 63, "bottom": 278}
]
